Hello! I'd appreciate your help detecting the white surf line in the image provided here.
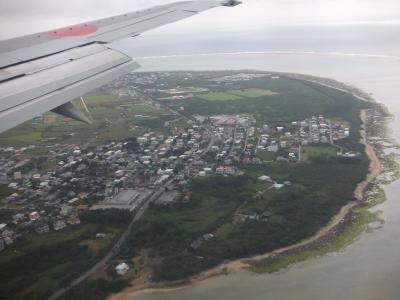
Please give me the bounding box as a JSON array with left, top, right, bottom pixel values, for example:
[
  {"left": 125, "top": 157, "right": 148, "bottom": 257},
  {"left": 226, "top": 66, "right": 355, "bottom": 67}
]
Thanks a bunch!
[{"left": 134, "top": 51, "right": 400, "bottom": 60}]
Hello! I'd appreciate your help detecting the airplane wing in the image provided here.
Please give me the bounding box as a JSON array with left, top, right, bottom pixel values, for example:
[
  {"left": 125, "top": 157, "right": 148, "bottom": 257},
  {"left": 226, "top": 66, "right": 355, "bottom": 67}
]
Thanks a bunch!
[{"left": 0, "top": 0, "right": 240, "bottom": 134}]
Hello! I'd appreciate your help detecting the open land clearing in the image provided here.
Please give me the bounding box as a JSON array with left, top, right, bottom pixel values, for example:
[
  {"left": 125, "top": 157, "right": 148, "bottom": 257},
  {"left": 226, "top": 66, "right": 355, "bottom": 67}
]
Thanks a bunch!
[{"left": 198, "top": 88, "right": 276, "bottom": 101}]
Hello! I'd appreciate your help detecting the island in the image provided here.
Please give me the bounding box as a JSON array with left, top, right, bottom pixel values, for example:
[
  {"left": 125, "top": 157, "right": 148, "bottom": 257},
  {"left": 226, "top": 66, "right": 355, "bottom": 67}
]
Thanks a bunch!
[{"left": 0, "top": 71, "right": 388, "bottom": 300}]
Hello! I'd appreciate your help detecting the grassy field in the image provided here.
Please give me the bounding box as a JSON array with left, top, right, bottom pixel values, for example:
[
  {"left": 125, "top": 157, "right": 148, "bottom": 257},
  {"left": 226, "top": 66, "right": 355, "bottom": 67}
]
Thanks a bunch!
[
  {"left": 6, "top": 132, "right": 42, "bottom": 143},
  {"left": 229, "top": 88, "right": 277, "bottom": 98},
  {"left": 302, "top": 145, "right": 338, "bottom": 162},
  {"left": 171, "top": 77, "right": 372, "bottom": 131},
  {"left": 198, "top": 92, "right": 243, "bottom": 101},
  {"left": 257, "top": 151, "right": 277, "bottom": 162},
  {"left": 198, "top": 88, "right": 276, "bottom": 101},
  {"left": 0, "top": 92, "right": 169, "bottom": 148},
  {"left": 82, "top": 92, "right": 122, "bottom": 106}
]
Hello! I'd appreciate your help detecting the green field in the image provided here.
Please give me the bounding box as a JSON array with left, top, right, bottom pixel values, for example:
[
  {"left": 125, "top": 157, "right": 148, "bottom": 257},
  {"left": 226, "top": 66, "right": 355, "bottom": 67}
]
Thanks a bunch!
[
  {"left": 198, "top": 88, "right": 276, "bottom": 101},
  {"left": 170, "top": 77, "right": 372, "bottom": 135},
  {"left": 229, "top": 88, "right": 277, "bottom": 98},
  {"left": 83, "top": 92, "right": 122, "bottom": 106},
  {"left": 0, "top": 93, "right": 169, "bottom": 148},
  {"left": 257, "top": 151, "right": 277, "bottom": 162},
  {"left": 302, "top": 145, "right": 338, "bottom": 162},
  {"left": 198, "top": 91, "right": 243, "bottom": 101}
]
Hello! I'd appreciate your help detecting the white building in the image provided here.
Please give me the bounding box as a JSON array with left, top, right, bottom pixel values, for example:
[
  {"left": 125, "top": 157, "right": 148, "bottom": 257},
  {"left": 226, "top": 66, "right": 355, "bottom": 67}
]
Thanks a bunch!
[
  {"left": 53, "top": 220, "right": 67, "bottom": 231},
  {"left": 115, "top": 262, "right": 130, "bottom": 275}
]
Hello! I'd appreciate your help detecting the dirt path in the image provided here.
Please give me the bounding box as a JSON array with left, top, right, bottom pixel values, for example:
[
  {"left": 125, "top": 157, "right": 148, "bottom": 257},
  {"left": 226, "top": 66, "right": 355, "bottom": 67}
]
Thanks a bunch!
[{"left": 108, "top": 109, "right": 382, "bottom": 300}]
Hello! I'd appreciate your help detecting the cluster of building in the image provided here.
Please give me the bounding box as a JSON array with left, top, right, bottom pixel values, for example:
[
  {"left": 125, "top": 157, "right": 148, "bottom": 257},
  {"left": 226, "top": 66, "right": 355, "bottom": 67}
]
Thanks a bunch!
[
  {"left": 0, "top": 69, "right": 355, "bottom": 253},
  {"left": 297, "top": 115, "right": 350, "bottom": 145},
  {"left": 255, "top": 115, "right": 351, "bottom": 162},
  {"left": 0, "top": 117, "right": 244, "bottom": 245}
]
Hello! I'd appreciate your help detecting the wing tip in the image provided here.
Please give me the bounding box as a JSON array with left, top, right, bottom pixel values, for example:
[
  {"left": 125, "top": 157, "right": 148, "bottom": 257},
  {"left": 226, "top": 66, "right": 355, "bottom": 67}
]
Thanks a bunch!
[{"left": 222, "top": 0, "right": 242, "bottom": 7}]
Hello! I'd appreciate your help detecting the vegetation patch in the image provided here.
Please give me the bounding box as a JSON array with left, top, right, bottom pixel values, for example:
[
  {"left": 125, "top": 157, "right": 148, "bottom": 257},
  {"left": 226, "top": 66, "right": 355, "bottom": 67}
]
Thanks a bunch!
[
  {"left": 302, "top": 145, "right": 338, "bottom": 162},
  {"left": 198, "top": 89, "right": 276, "bottom": 102},
  {"left": 256, "top": 151, "right": 277, "bottom": 162},
  {"left": 198, "top": 91, "right": 243, "bottom": 101},
  {"left": 0, "top": 209, "right": 131, "bottom": 300}
]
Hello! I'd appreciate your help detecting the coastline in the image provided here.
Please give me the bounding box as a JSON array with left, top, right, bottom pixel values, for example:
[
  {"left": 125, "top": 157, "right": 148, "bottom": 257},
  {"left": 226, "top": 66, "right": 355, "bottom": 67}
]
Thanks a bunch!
[{"left": 108, "top": 84, "right": 384, "bottom": 300}]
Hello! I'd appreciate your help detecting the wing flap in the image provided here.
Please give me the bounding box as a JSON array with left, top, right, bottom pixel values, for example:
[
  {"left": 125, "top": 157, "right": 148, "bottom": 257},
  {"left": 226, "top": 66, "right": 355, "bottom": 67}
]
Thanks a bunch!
[
  {"left": 0, "top": 47, "right": 131, "bottom": 112},
  {"left": 0, "top": 43, "right": 107, "bottom": 82},
  {"left": 0, "top": 44, "right": 140, "bottom": 133}
]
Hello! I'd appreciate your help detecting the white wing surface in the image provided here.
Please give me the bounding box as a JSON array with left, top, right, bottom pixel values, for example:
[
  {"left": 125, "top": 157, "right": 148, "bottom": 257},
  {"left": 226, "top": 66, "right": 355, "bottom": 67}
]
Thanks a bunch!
[{"left": 0, "top": 0, "right": 240, "bottom": 133}]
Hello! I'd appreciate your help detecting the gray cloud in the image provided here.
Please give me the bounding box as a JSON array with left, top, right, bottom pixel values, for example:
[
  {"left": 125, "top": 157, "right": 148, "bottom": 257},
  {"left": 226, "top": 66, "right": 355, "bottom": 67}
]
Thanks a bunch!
[{"left": 1, "top": 0, "right": 400, "bottom": 40}]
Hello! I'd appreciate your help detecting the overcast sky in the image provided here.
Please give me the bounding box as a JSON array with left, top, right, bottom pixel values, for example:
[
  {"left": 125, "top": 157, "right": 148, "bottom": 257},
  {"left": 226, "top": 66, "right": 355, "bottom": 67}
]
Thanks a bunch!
[{"left": 1, "top": 0, "right": 400, "bottom": 40}]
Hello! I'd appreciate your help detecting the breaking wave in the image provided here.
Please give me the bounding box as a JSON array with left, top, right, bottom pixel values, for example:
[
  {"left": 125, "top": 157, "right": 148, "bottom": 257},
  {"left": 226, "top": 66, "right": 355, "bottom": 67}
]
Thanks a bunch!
[{"left": 135, "top": 51, "right": 400, "bottom": 60}]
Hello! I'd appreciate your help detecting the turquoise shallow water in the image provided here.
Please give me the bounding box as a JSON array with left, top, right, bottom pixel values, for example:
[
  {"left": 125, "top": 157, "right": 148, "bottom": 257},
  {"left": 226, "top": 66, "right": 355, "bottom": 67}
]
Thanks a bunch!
[{"left": 126, "top": 52, "right": 400, "bottom": 300}]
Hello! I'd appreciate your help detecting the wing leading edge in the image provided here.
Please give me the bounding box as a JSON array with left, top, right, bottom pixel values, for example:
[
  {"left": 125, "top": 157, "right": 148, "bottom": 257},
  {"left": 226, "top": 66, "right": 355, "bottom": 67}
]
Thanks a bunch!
[{"left": 0, "top": 0, "right": 240, "bottom": 133}]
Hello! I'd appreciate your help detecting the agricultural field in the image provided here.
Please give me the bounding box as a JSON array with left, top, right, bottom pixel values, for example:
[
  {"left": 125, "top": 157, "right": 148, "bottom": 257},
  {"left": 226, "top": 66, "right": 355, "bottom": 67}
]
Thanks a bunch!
[
  {"left": 302, "top": 145, "right": 338, "bottom": 162},
  {"left": 0, "top": 91, "right": 172, "bottom": 148},
  {"left": 229, "top": 88, "right": 277, "bottom": 98},
  {"left": 198, "top": 88, "right": 276, "bottom": 101},
  {"left": 257, "top": 151, "right": 277, "bottom": 162}
]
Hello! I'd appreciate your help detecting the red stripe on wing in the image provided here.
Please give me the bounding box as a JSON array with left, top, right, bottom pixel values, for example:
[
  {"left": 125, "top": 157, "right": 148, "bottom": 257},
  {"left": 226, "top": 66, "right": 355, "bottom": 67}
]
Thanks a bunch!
[{"left": 45, "top": 24, "right": 98, "bottom": 37}]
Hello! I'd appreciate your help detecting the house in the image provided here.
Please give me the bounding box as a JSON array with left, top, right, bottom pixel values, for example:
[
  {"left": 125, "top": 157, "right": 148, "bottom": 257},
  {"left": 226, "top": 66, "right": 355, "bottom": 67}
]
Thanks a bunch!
[
  {"left": 29, "top": 211, "right": 40, "bottom": 221},
  {"left": 3, "top": 237, "right": 14, "bottom": 245},
  {"left": 8, "top": 182, "right": 18, "bottom": 188},
  {"left": 203, "top": 233, "right": 215, "bottom": 241},
  {"left": 261, "top": 211, "right": 273, "bottom": 221},
  {"left": 190, "top": 233, "right": 215, "bottom": 250},
  {"left": 12, "top": 213, "right": 25, "bottom": 224},
  {"left": 53, "top": 220, "right": 67, "bottom": 231},
  {"left": 77, "top": 205, "right": 89, "bottom": 211},
  {"left": 258, "top": 175, "right": 273, "bottom": 183},
  {"left": 190, "top": 237, "right": 204, "bottom": 250},
  {"left": 115, "top": 262, "right": 130, "bottom": 275},
  {"left": 67, "top": 215, "right": 81, "bottom": 225},
  {"left": 273, "top": 183, "right": 285, "bottom": 190},
  {"left": 1, "top": 229, "right": 14, "bottom": 239},
  {"left": 35, "top": 224, "right": 50, "bottom": 235},
  {"left": 60, "top": 205, "right": 74, "bottom": 216},
  {"left": 267, "top": 144, "right": 279, "bottom": 152}
]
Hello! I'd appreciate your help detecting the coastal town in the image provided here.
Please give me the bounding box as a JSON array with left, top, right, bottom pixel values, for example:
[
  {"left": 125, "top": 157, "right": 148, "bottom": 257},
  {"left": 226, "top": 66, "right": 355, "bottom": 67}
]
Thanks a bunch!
[
  {"left": 0, "top": 76, "right": 352, "bottom": 252},
  {"left": 0, "top": 71, "right": 379, "bottom": 300}
]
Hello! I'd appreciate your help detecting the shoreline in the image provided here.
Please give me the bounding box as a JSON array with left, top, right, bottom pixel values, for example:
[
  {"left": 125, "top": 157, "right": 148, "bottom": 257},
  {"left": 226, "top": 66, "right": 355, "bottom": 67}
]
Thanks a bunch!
[{"left": 108, "top": 86, "right": 384, "bottom": 300}]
